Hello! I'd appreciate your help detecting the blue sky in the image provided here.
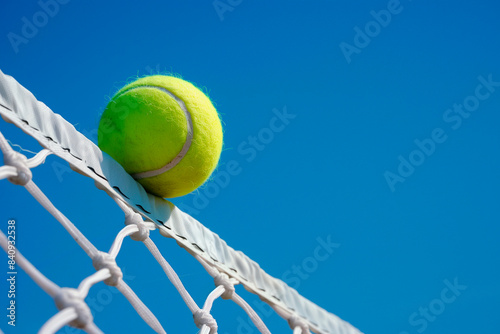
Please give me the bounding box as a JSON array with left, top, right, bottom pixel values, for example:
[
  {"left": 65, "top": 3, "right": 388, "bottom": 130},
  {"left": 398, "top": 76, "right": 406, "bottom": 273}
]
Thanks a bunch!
[{"left": 1, "top": 0, "right": 500, "bottom": 333}]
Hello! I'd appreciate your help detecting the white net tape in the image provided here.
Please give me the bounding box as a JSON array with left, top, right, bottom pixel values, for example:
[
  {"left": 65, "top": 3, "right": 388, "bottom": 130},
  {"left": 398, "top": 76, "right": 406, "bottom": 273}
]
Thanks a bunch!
[{"left": 0, "top": 70, "right": 362, "bottom": 334}]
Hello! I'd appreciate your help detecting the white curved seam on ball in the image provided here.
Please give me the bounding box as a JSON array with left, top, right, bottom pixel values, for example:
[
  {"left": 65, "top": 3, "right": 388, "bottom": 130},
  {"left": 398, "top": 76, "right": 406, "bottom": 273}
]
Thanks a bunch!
[{"left": 115, "top": 85, "right": 193, "bottom": 179}]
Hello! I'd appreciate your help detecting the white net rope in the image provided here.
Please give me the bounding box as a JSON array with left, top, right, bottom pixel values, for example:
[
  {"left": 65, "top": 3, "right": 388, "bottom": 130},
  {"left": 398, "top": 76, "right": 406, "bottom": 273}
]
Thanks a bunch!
[{"left": 0, "top": 70, "right": 362, "bottom": 334}]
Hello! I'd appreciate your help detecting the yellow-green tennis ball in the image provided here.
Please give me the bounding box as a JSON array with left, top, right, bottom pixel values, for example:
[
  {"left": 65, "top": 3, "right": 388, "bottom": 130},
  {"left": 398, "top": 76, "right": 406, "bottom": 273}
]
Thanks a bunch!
[{"left": 97, "top": 75, "right": 223, "bottom": 198}]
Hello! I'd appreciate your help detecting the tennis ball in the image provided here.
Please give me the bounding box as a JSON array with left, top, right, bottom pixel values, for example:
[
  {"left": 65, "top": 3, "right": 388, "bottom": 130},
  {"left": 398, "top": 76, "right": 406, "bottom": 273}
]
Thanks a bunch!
[{"left": 97, "top": 75, "right": 223, "bottom": 198}]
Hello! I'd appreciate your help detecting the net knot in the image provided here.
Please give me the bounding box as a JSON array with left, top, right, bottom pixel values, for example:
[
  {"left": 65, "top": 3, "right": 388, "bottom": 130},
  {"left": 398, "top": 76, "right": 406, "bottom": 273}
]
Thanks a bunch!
[
  {"left": 214, "top": 273, "right": 235, "bottom": 300},
  {"left": 193, "top": 309, "right": 217, "bottom": 334},
  {"left": 92, "top": 252, "right": 123, "bottom": 286},
  {"left": 125, "top": 211, "right": 150, "bottom": 241},
  {"left": 4, "top": 150, "right": 32, "bottom": 185},
  {"left": 54, "top": 288, "right": 93, "bottom": 329},
  {"left": 288, "top": 316, "right": 309, "bottom": 333}
]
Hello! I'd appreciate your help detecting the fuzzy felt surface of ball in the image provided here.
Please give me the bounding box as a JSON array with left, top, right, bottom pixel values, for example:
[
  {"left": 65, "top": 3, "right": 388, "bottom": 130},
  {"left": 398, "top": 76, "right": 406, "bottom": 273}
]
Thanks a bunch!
[{"left": 98, "top": 75, "right": 223, "bottom": 198}]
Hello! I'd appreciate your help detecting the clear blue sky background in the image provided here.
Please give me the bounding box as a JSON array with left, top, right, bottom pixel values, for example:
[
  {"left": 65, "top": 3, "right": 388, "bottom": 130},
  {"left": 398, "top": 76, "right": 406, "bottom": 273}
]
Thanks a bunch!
[{"left": 1, "top": 0, "right": 499, "bottom": 333}]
